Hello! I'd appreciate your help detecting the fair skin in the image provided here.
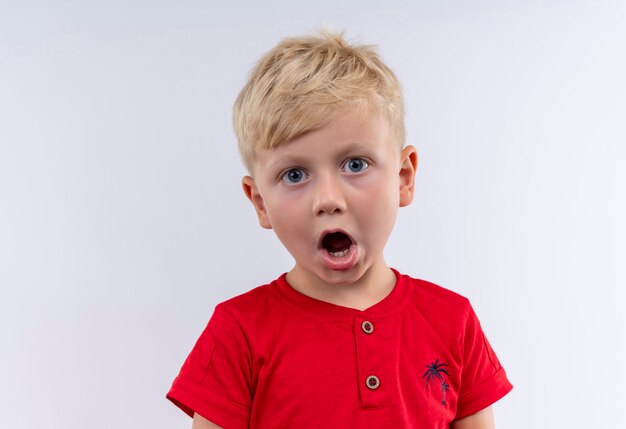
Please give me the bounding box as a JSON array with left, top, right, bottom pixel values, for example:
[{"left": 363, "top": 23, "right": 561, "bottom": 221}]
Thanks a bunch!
[
  {"left": 243, "top": 105, "right": 416, "bottom": 310},
  {"left": 191, "top": 105, "right": 495, "bottom": 428}
]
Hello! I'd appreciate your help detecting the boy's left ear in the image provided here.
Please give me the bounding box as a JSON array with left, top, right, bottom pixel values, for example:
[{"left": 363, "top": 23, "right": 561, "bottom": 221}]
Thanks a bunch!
[{"left": 399, "top": 145, "right": 418, "bottom": 207}]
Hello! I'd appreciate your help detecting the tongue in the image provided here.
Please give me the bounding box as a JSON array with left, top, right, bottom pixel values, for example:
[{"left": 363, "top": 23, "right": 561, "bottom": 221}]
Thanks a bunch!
[{"left": 323, "top": 232, "right": 352, "bottom": 252}]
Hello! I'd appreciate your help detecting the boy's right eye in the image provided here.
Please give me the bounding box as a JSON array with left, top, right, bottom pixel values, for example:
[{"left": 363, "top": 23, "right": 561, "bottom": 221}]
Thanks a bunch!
[{"left": 281, "top": 168, "right": 308, "bottom": 184}]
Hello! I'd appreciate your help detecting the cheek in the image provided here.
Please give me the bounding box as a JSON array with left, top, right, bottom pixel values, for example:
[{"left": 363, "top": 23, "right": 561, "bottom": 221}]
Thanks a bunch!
[
  {"left": 356, "top": 170, "right": 400, "bottom": 205},
  {"left": 365, "top": 196, "right": 398, "bottom": 229},
  {"left": 265, "top": 193, "right": 308, "bottom": 234},
  {"left": 355, "top": 175, "right": 399, "bottom": 235}
]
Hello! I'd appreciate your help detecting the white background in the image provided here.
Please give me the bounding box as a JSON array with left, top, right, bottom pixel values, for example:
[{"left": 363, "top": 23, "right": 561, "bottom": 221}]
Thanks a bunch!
[{"left": 1, "top": 1, "right": 625, "bottom": 428}]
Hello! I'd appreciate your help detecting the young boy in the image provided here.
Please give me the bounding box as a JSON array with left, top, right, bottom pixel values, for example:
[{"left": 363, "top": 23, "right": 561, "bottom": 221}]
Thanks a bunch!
[{"left": 166, "top": 31, "right": 512, "bottom": 429}]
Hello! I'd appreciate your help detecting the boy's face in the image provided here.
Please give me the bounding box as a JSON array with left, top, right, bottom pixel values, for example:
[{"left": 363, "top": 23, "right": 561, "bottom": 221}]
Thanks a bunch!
[{"left": 243, "top": 106, "right": 417, "bottom": 290}]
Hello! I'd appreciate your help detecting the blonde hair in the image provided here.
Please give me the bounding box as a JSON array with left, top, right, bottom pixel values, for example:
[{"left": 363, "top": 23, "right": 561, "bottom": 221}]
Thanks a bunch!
[{"left": 233, "top": 29, "right": 405, "bottom": 173}]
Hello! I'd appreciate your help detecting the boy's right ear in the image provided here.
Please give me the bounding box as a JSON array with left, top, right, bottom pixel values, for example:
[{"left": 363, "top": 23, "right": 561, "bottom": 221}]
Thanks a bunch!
[{"left": 242, "top": 176, "right": 272, "bottom": 229}]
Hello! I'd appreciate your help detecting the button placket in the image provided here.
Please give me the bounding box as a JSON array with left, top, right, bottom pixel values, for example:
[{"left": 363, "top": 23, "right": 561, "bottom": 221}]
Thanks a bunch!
[
  {"left": 361, "top": 320, "right": 374, "bottom": 334},
  {"left": 366, "top": 375, "right": 380, "bottom": 390},
  {"left": 354, "top": 316, "right": 386, "bottom": 407}
]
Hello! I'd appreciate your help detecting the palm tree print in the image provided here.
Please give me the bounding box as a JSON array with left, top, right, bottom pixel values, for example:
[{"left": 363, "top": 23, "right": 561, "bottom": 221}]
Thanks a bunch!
[
  {"left": 440, "top": 380, "right": 450, "bottom": 406},
  {"left": 423, "top": 359, "right": 450, "bottom": 406}
]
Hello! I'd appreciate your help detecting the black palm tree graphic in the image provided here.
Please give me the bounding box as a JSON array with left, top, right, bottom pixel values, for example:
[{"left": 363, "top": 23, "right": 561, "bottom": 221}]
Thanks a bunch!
[
  {"left": 423, "top": 359, "right": 450, "bottom": 406},
  {"left": 440, "top": 380, "right": 450, "bottom": 406}
]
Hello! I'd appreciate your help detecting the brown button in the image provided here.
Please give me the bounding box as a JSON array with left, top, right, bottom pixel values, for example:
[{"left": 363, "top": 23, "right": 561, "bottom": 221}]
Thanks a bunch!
[
  {"left": 361, "top": 321, "right": 374, "bottom": 334},
  {"left": 366, "top": 375, "right": 380, "bottom": 390}
]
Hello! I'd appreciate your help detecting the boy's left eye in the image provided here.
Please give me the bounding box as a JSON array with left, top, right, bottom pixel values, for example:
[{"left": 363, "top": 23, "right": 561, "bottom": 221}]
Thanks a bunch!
[{"left": 343, "top": 158, "right": 369, "bottom": 173}]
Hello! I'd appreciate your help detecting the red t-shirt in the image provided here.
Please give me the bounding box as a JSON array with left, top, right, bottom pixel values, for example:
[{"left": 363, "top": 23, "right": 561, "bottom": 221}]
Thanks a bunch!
[{"left": 167, "top": 269, "right": 512, "bottom": 428}]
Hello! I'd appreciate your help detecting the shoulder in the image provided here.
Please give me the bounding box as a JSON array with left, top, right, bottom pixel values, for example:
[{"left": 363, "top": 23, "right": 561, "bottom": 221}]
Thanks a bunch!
[
  {"left": 218, "top": 275, "right": 283, "bottom": 313},
  {"left": 397, "top": 271, "right": 473, "bottom": 327},
  {"left": 401, "top": 272, "right": 471, "bottom": 311},
  {"left": 207, "top": 274, "right": 287, "bottom": 333}
]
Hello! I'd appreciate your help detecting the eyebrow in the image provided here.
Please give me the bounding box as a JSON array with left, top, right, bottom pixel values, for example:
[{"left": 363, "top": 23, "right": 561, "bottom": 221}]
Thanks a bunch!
[
  {"left": 266, "top": 155, "right": 310, "bottom": 173},
  {"left": 337, "top": 142, "right": 376, "bottom": 157}
]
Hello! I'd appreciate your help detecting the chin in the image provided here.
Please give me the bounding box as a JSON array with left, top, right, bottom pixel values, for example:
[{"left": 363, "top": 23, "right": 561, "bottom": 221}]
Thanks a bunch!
[{"left": 319, "top": 265, "right": 366, "bottom": 284}]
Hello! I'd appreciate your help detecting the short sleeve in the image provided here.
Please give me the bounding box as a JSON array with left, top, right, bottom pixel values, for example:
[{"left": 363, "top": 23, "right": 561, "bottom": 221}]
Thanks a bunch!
[
  {"left": 454, "top": 302, "right": 513, "bottom": 420},
  {"left": 166, "top": 304, "right": 252, "bottom": 429}
]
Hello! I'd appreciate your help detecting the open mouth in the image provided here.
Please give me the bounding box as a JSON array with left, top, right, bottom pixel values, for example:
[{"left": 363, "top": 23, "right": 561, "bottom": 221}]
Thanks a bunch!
[
  {"left": 319, "top": 230, "right": 358, "bottom": 270},
  {"left": 322, "top": 231, "right": 354, "bottom": 257}
]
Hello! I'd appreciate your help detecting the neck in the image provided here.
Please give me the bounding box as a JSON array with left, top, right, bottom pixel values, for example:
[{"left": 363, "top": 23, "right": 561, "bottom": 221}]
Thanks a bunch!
[{"left": 286, "top": 259, "right": 396, "bottom": 311}]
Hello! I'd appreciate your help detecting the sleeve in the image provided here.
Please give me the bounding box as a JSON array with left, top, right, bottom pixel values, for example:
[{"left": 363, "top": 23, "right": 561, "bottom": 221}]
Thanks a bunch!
[
  {"left": 454, "top": 302, "right": 513, "bottom": 420},
  {"left": 166, "top": 304, "right": 253, "bottom": 429}
]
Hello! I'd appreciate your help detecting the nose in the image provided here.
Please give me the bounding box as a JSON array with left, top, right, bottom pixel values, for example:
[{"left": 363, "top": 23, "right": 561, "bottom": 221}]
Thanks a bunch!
[{"left": 312, "top": 172, "right": 347, "bottom": 216}]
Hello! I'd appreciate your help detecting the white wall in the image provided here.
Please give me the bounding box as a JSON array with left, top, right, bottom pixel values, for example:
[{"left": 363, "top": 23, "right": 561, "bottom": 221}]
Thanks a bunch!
[{"left": 1, "top": 1, "right": 624, "bottom": 428}]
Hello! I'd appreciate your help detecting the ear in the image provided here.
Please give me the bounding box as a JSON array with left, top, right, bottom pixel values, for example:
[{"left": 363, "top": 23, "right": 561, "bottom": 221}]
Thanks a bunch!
[
  {"left": 242, "top": 176, "right": 272, "bottom": 229},
  {"left": 398, "top": 145, "right": 418, "bottom": 207}
]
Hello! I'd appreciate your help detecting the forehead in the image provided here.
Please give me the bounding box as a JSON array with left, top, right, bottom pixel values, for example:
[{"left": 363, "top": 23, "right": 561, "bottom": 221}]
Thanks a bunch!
[{"left": 254, "top": 107, "right": 396, "bottom": 173}]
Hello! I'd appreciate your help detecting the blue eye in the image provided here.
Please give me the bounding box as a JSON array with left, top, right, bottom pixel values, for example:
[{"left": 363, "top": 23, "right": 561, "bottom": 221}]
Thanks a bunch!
[
  {"left": 281, "top": 168, "right": 307, "bottom": 184},
  {"left": 344, "top": 158, "right": 369, "bottom": 173}
]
